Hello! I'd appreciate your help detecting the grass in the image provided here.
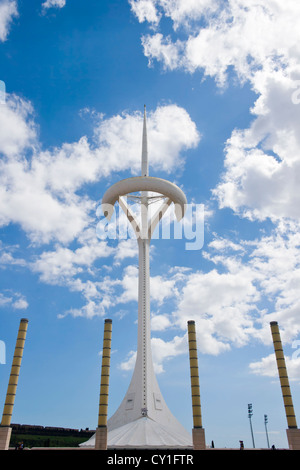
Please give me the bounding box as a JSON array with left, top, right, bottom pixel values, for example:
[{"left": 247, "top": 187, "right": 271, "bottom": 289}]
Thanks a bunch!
[{"left": 10, "top": 433, "right": 90, "bottom": 449}]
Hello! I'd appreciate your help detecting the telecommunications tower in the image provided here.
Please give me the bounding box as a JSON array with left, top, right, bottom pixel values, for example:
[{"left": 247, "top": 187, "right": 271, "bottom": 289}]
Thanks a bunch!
[{"left": 82, "top": 107, "right": 192, "bottom": 448}]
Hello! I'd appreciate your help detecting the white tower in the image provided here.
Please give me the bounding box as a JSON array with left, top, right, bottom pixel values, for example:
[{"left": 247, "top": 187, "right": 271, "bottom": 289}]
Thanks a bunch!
[{"left": 82, "top": 107, "right": 192, "bottom": 448}]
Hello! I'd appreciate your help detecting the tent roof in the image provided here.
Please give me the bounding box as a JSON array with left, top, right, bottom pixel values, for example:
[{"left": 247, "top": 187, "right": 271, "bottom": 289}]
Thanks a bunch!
[{"left": 80, "top": 416, "right": 193, "bottom": 449}]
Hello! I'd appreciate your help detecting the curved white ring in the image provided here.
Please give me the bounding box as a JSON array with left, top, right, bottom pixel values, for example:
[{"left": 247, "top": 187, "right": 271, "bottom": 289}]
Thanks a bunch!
[{"left": 102, "top": 176, "right": 187, "bottom": 221}]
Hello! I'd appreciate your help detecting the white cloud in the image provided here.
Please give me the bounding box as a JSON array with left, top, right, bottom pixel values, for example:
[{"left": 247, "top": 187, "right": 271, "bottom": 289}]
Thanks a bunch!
[
  {"left": 119, "top": 350, "right": 137, "bottom": 371},
  {"left": 117, "top": 264, "right": 180, "bottom": 306},
  {"left": 32, "top": 240, "right": 113, "bottom": 284},
  {"left": 31, "top": 228, "right": 119, "bottom": 319},
  {"left": 213, "top": 70, "right": 300, "bottom": 222},
  {"left": 118, "top": 334, "right": 187, "bottom": 374},
  {"left": 151, "top": 314, "right": 172, "bottom": 331},
  {"left": 174, "top": 268, "right": 258, "bottom": 354},
  {"left": 0, "top": 292, "right": 12, "bottom": 307},
  {"left": 42, "top": 0, "right": 66, "bottom": 10},
  {"left": 0, "top": 0, "right": 18, "bottom": 42},
  {"left": 0, "top": 94, "right": 36, "bottom": 156},
  {"left": 113, "top": 239, "right": 138, "bottom": 264},
  {"left": 0, "top": 100, "right": 199, "bottom": 245},
  {"left": 129, "top": 4, "right": 300, "bottom": 375},
  {"left": 115, "top": 223, "right": 300, "bottom": 368},
  {"left": 94, "top": 104, "right": 200, "bottom": 175},
  {"left": 12, "top": 297, "right": 28, "bottom": 309},
  {"left": 136, "top": 1, "right": 300, "bottom": 84},
  {"left": 28, "top": 217, "right": 300, "bottom": 368},
  {"left": 129, "top": 0, "right": 161, "bottom": 25},
  {"left": 0, "top": 291, "right": 28, "bottom": 310},
  {"left": 130, "top": 0, "right": 219, "bottom": 29},
  {"left": 151, "top": 334, "right": 187, "bottom": 373},
  {"left": 0, "top": 241, "right": 26, "bottom": 267},
  {"left": 249, "top": 353, "right": 300, "bottom": 382},
  {"left": 133, "top": 1, "right": 300, "bottom": 225},
  {"left": 142, "top": 33, "right": 184, "bottom": 70},
  {"left": 0, "top": 157, "right": 93, "bottom": 244}
]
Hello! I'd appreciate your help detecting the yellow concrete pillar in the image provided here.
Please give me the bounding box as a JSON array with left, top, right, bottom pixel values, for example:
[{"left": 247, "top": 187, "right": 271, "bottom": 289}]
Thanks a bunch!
[
  {"left": 270, "top": 321, "right": 300, "bottom": 449},
  {"left": 187, "top": 320, "right": 206, "bottom": 450},
  {"left": 0, "top": 318, "right": 28, "bottom": 450},
  {"left": 95, "top": 319, "right": 112, "bottom": 450}
]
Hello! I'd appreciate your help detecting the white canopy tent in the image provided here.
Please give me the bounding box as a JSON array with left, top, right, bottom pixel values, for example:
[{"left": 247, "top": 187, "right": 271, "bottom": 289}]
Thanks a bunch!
[{"left": 80, "top": 416, "right": 192, "bottom": 449}]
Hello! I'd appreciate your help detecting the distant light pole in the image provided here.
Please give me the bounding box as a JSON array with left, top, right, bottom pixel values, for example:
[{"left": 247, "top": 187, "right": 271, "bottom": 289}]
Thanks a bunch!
[
  {"left": 248, "top": 403, "right": 255, "bottom": 448},
  {"left": 264, "top": 414, "right": 270, "bottom": 448}
]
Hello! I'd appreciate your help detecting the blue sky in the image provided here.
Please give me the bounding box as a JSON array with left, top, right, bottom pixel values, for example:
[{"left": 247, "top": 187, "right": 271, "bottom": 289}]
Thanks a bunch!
[{"left": 1, "top": 0, "right": 300, "bottom": 449}]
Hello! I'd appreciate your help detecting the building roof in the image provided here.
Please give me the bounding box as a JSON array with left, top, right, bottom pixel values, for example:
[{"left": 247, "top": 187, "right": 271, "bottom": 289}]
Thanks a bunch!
[{"left": 79, "top": 416, "right": 193, "bottom": 449}]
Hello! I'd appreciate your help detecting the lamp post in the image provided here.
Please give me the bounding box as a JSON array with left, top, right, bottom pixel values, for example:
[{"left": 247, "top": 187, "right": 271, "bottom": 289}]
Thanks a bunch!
[
  {"left": 264, "top": 414, "right": 270, "bottom": 448},
  {"left": 248, "top": 403, "right": 255, "bottom": 448}
]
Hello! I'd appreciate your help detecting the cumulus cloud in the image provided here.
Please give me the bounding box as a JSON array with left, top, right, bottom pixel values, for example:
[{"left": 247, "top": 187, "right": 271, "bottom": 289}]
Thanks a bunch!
[
  {"left": 0, "top": 94, "right": 36, "bottom": 156},
  {"left": 126, "top": 2, "right": 300, "bottom": 378},
  {"left": 119, "top": 350, "right": 137, "bottom": 371},
  {"left": 0, "top": 0, "right": 18, "bottom": 42},
  {"left": 42, "top": 0, "right": 66, "bottom": 10},
  {"left": 151, "top": 314, "right": 172, "bottom": 331},
  {"left": 249, "top": 352, "right": 300, "bottom": 382},
  {"left": 151, "top": 334, "right": 187, "bottom": 373},
  {"left": 118, "top": 334, "right": 187, "bottom": 374},
  {"left": 0, "top": 291, "right": 28, "bottom": 310},
  {"left": 0, "top": 94, "right": 199, "bottom": 319},
  {"left": 132, "top": 1, "right": 300, "bottom": 226},
  {"left": 116, "top": 223, "right": 300, "bottom": 369},
  {"left": 0, "top": 100, "right": 199, "bottom": 245},
  {"left": 134, "top": 1, "right": 300, "bottom": 83},
  {"left": 213, "top": 70, "right": 300, "bottom": 222},
  {"left": 0, "top": 241, "right": 26, "bottom": 267},
  {"left": 129, "top": 0, "right": 161, "bottom": 25}
]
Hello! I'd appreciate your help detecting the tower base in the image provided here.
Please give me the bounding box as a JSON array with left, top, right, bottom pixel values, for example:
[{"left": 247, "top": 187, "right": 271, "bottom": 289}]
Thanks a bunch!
[
  {"left": 192, "top": 427, "right": 206, "bottom": 450},
  {"left": 286, "top": 428, "right": 300, "bottom": 450},
  {"left": 0, "top": 426, "right": 12, "bottom": 450},
  {"left": 95, "top": 426, "right": 107, "bottom": 450}
]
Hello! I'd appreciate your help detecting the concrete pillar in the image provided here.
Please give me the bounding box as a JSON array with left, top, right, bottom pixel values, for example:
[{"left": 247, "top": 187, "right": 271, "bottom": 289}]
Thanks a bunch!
[
  {"left": 0, "top": 426, "right": 12, "bottom": 451},
  {"left": 270, "top": 321, "right": 300, "bottom": 449},
  {"left": 187, "top": 320, "right": 206, "bottom": 450},
  {"left": 95, "top": 319, "right": 112, "bottom": 450},
  {"left": 286, "top": 428, "right": 300, "bottom": 451},
  {"left": 0, "top": 318, "right": 29, "bottom": 450}
]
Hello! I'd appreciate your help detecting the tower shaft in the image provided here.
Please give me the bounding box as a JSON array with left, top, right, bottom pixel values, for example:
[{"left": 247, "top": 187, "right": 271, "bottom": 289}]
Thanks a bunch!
[{"left": 137, "top": 237, "right": 151, "bottom": 413}]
